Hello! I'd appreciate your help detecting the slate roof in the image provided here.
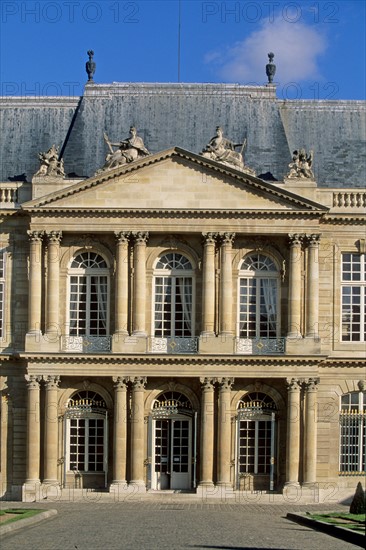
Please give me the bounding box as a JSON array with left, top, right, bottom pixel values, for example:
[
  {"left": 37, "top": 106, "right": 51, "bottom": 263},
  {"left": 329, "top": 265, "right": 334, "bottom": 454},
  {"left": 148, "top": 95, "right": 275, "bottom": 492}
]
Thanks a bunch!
[{"left": 1, "top": 83, "right": 365, "bottom": 187}]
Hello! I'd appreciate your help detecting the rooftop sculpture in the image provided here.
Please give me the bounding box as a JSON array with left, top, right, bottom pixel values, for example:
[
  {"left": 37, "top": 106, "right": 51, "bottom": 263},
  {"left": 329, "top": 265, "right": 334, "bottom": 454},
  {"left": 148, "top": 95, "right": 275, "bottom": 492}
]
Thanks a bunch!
[
  {"left": 33, "top": 144, "right": 65, "bottom": 178},
  {"left": 287, "top": 149, "right": 315, "bottom": 179},
  {"left": 97, "top": 126, "right": 150, "bottom": 173},
  {"left": 200, "top": 127, "right": 255, "bottom": 175},
  {"left": 86, "top": 50, "right": 96, "bottom": 82},
  {"left": 266, "top": 52, "right": 276, "bottom": 84}
]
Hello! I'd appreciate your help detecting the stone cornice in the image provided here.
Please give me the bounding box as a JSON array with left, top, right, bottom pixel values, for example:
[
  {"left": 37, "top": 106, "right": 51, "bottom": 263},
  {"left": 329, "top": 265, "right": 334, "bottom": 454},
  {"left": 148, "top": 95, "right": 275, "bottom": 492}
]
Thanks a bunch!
[
  {"left": 25, "top": 208, "right": 325, "bottom": 221},
  {"left": 320, "top": 214, "right": 366, "bottom": 225}
]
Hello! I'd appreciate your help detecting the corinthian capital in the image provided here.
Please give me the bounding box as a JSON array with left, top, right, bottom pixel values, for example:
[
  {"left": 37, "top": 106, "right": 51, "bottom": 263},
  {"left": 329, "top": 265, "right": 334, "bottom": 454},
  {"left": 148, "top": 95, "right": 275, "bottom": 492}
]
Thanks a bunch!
[
  {"left": 133, "top": 232, "right": 149, "bottom": 245},
  {"left": 115, "top": 231, "right": 131, "bottom": 244},
  {"left": 113, "top": 376, "right": 129, "bottom": 390},
  {"left": 286, "top": 378, "right": 301, "bottom": 391},
  {"left": 219, "top": 233, "right": 235, "bottom": 246},
  {"left": 217, "top": 377, "right": 234, "bottom": 391},
  {"left": 305, "top": 234, "right": 321, "bottom": 247},
  {"left": 131, "top": 376, "right": 147, "bottom": 390},
  {"left": 288, "top": 234, "right": 304, "bottom": 247},
  {"left": 43, "top": 375, "right": 60, "bottom": 389},
  {"left": 25, "top": 374, "right": 42, "bottom": 389},
  {"left": 27, "top": 230, "right": 44, "bottom": 243},
  {"left": 202, "top": 233, "right": 217, "bottom": 245},
  {"left": 46, "top": 231, "right": 62, "bottom": 244}
]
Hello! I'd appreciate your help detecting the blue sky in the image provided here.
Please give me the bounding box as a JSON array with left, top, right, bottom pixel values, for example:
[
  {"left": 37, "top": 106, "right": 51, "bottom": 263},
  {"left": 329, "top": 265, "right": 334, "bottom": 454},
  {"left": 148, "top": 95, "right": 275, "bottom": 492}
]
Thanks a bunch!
[{"left": 1, "top": 0, "right": 365, "bottom": 99}]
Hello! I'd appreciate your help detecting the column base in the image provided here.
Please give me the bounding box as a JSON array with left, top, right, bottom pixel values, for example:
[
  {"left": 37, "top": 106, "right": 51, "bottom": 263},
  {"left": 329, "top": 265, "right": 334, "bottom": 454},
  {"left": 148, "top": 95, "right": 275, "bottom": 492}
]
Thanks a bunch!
[
  {"left": 22, "top": 481, "right": 41, "bottom": 502},
  {"left": 129, "top": 480, "right": 146, "bottom": 493},
  {"left": 110, "top": 481, "right": 137, "bottom": 500},
  {"left": 41, "top": 481, "right": 61, "bottom": 500}
]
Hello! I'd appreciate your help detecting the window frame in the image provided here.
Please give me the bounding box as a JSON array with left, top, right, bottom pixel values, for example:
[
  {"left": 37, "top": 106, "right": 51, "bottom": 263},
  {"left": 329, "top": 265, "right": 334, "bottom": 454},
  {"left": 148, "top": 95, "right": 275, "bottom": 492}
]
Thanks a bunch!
[
  {"left": 67, "top": 251, "right": 110, "bottom": 338},
  {"left": 152, "top": 252, "right": 195, "bottom": 338},
  {"left": 340, "top": 252, "right": 366, "bottom": 342},
  {"left": 237, "top": 253, "right": 281, "bottom": 339},
  {"left": 339, "top": 391, "right": 366, "bottom": 475}
]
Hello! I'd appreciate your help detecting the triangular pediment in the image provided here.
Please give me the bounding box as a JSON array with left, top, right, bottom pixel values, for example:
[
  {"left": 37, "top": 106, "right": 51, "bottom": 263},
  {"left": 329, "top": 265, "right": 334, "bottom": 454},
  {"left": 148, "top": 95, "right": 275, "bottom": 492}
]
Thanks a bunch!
[{"left": 22, "top": 148, "right": 327, "bottom": 213}]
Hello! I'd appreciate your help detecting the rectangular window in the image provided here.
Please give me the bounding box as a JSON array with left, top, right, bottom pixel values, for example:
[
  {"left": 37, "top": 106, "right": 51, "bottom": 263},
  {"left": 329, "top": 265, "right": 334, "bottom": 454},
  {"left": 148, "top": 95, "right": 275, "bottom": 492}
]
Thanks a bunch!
[
  {"left": 339, "top": 392, "right": 366, "bottom": 474},
  {"left": 68, "top": 417, "right": 105, "bottom": 472},
  {"left": 341, "top": 253, "right": 366, "bottom": 342}
]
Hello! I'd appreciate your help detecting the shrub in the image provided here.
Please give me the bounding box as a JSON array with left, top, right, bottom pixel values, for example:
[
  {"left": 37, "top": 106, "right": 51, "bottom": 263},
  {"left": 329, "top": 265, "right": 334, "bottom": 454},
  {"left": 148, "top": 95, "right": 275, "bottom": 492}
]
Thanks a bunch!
[{"left": 349, "top": 482, "right": 366, "bottom": 514}]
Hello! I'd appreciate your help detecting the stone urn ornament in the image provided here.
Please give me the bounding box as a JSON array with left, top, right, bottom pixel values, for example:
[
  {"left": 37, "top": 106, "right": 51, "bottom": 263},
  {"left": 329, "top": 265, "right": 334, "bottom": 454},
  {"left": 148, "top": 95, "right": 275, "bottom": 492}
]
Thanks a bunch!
[
  {"left": 86, "top": 50, "right": 96, "bottom": 82},
  {"left": 266, "top": 52, "right": 276, "bottom": 84}
]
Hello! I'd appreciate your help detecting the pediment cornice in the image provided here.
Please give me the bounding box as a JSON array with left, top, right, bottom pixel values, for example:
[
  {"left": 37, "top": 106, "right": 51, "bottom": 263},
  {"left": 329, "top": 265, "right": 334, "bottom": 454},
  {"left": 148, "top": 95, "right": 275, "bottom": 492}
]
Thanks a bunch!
[{"left": 22, "top": 147, "right": 328, "bottom": 213}]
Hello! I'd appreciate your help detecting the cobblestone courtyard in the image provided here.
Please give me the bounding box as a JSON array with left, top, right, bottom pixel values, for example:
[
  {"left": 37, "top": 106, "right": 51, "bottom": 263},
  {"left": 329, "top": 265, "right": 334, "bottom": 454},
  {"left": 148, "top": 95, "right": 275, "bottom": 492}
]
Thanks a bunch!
[{"left": 1, "top": 499, "right": 360, "bottom": 549}]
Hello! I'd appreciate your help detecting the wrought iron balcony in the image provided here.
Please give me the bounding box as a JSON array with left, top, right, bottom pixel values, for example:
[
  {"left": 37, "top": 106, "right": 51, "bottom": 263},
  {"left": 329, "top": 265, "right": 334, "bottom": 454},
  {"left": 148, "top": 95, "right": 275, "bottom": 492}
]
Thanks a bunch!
[
  {"left": 235, "top": 337, "right": 285, "bottom": 355},
  {"left": 63, "top": 335, "right": 112, "bottom": 353},
  {"left": 149, "top": 337, "right": 198, "bottom": 354}
]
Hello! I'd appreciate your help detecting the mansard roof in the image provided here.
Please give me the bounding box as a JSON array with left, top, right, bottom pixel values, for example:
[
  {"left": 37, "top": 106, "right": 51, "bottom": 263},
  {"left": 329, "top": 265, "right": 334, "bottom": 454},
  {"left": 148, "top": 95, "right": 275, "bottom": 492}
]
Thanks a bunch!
[{"left": 1, "top": 83, "right": 365, "bottom": 188}]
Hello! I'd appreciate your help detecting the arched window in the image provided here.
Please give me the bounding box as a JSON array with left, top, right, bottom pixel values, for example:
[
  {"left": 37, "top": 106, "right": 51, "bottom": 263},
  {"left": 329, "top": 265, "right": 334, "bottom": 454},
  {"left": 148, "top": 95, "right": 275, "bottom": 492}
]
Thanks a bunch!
[
  {"left": 237, "top": 392, "right": 277, "bottom": 490},
  {"left": 68, "top": 251, "right": 109, "bottom": 338},
  {"left": 153, "top": 252, "right": 194, "bottom": 339},
  {"left": 339, "top": 391, "right": 366, "bottom": 474},
  {"left": 65, "top": 390, "right": 108, "bottom": 476},
  {"left": 238, "top": 253, "right": 280, "bottom": 339}
]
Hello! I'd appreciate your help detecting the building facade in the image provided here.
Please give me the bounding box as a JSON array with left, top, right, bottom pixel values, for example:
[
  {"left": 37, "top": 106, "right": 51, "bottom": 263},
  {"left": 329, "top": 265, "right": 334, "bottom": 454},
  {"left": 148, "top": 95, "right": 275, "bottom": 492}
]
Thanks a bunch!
[{"left": 0, "top": 80, "right": 365, "bottom": 502}]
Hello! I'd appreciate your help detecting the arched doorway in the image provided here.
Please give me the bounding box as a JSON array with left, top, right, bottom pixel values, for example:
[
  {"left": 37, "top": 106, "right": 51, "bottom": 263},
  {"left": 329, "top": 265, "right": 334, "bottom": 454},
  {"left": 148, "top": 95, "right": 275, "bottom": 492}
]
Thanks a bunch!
[
  {"left": 149, "top": 391, "right": 196, "bottom": 490},
  {"left": 64, "top": 390, "right": 108, "bottom": 489},
  {"left": 236, "top": 392, "right": 277, "bottom": 492}
]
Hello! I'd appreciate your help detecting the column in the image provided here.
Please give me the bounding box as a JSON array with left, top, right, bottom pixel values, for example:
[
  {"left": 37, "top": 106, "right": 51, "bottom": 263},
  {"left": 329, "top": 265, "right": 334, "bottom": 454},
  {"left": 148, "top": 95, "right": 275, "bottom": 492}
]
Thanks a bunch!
[
  {"left": 115, "top": 232, "right": 130, "bottom": 335},
  {"left": 201, "top": 233, "right": 216, "bottom": 336},
  {"left": 306, "top": 234, "right": 320, "bottom": 338},
  {"left": 46, "top": 231, "right": 62, "bottom": 337},
  {"left": 25, "top": 375, "right": 41, "bottom": 483},
  {"left": 130, "top": 376, "right": 147, "bottom": 487},
  {"left": 287, "top": 234, "right": 303, "bottom": 338},
  {"left": 112, "top": 377, "right": 128, "bottom": 484},
  {"left": 217, "top": 377, "right": 234, "bottom": 486},
  {"left": 27, "top": 231, "right": 44, "bottom": 334},
  {"left": 285, "top": 378, "right": 301, "bottom": 485},
  {"left": 219, "top": 233, "right": 235, "bottom": 336},
  {"left": 43, "top": 375, "right": 60, "bottom": 484},
  {"left": 303, "top": 378, "right": 319, "bottom": 485},
  {"left": 199, "top": 377, "right": 215, "bottom": 487},
  {"left": 132, "top": 232, "right": 149, "bottom": 335}
]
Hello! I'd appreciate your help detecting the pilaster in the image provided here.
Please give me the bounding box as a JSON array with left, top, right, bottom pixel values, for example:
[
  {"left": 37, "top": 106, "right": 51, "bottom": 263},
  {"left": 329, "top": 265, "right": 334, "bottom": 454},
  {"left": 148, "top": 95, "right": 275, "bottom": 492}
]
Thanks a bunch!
[
  {"left": 23, "top": 375, "right": 42, "bottom": 500},
  {"left": 45, "top": 231, "right": 62, "bottom": 350},
  {"left": 132, "top": 232, "right": 149, "bottom": 338},
  {"left": 130, "top": 376, "right": 147, "bottom": 490},
  {"left": 303, "top": 378, "right": 319, "bottom": 485},
  {"left": 198, "top": 377, "right": 215, "bottom": 489},
  {"left": 43, "top": 375, "right": 60, "bottom": 485},
  {"left": 111, "top": 376, "right": 129, "bottom": 487},
  {"left": 285, "top": 378, "right": 301, "bottom": 486},
  {"left": 217, "top": 377, "right": 234, "bottom": 488}
]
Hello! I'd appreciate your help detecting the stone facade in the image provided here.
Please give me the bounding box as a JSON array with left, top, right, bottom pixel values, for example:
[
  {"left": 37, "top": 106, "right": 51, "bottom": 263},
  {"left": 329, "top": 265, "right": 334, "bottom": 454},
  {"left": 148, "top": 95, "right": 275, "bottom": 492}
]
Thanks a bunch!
[{"left": 0, "top": 82, "right": 365, "bottom": 502}]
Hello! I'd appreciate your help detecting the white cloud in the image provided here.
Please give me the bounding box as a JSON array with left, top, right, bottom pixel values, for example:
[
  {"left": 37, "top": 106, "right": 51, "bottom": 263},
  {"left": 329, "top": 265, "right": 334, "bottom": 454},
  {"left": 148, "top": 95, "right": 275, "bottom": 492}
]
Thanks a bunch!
[{"left": 204, "top": 18, "right": 327, "bottom": 85}]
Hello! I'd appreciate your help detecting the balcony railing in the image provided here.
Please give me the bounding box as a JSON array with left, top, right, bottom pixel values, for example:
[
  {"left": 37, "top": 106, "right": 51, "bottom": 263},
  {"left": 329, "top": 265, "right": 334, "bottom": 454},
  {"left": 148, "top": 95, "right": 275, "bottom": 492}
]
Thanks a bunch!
[
  {"left": 149, "top": 337, "right": 198, "bottom": 354},
  {"left": 63, "top": 335, "right": 112, "bottom": 353},
  {"left": 235, "top": 337, "right": 285, "bottom": 355}
]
